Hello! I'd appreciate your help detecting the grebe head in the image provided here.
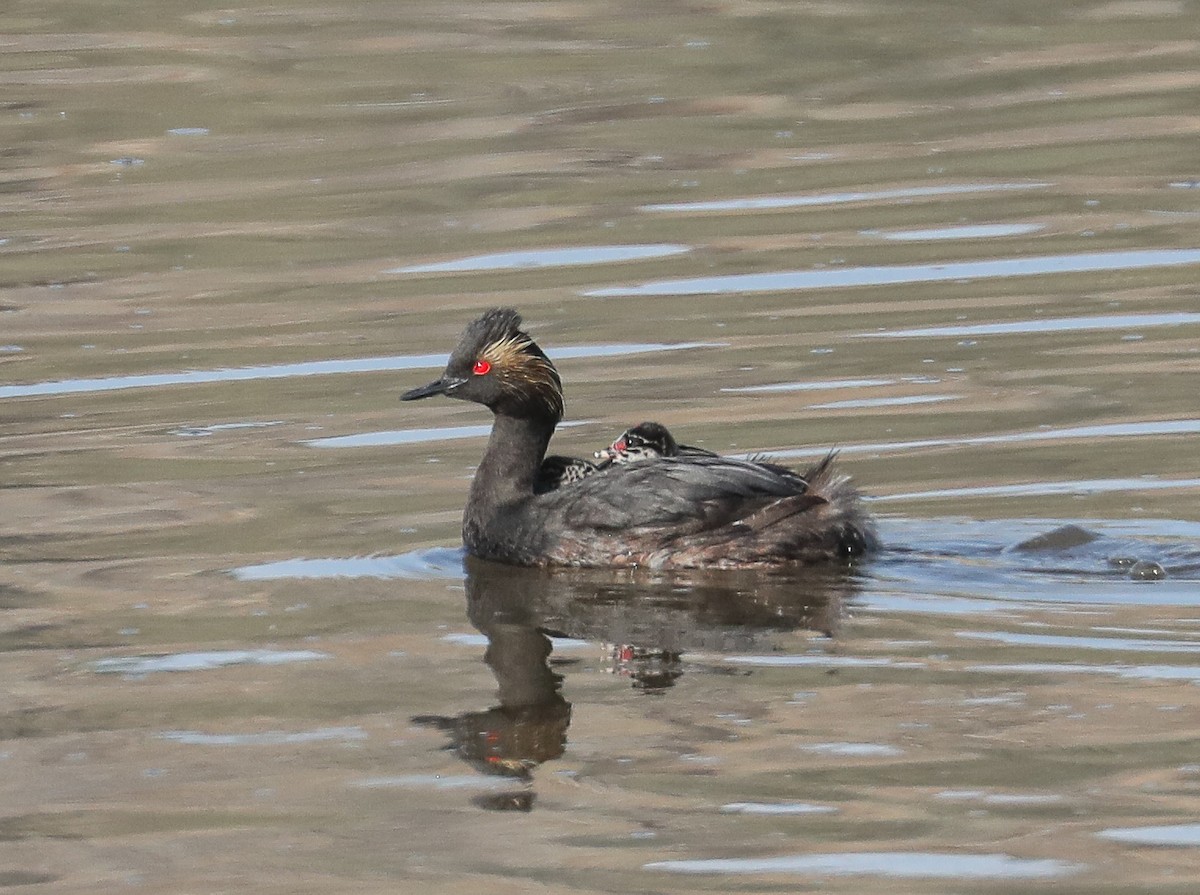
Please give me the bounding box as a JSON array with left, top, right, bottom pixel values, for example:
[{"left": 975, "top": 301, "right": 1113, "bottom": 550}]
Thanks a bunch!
[
  {"left": 401, "top": 308, "right": 564, "bottom": 422},
  {"left": 596, "top": 421, "right": 680, "bottom": 462},
  {"left": 620, "top": 422, "right": 678, "bottom": 455}
]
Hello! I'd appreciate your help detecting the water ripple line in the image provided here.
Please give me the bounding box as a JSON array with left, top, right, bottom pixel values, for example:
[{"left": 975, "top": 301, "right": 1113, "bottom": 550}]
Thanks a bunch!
[
  {"left": 0, "top": 341, "right": 721, "bottom": 400},
  {"left": 585, "top": 249, "right": 1200, "bottom": 297}
]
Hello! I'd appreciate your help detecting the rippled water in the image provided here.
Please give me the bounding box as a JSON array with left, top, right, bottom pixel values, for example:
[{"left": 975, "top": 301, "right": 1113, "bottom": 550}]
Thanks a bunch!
[{"left": 4, "top": 1, "right": 1200, "bottom": 891}]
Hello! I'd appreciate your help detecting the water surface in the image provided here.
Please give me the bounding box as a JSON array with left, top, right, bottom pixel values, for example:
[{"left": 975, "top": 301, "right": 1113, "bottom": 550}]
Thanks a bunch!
[{"left": 3, "top": 1, "right": 1199, "bottom": 892}]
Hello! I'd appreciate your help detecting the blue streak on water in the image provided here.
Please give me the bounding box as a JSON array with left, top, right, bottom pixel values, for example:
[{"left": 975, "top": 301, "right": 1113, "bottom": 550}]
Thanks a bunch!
[
  {"left": 0, "top": 341, "right": 721, "bottom": 400},
  {"left": 880, "top": 475, "right": 1200, "bottom": 502},
  {"left": 722, "top": 655, "right": 923, "bottom": 668},
  {"left": 0, "top": 354, "right": 443, "bottom": 400},
  {"left": 809, "top": 394, "right": 960, "bottom": 410},
  {"left": 858, "top": 311, "right": 1200, "bottom": 339},
  {"left": 1097, "top": 824, "right": 1200, "bottom": 846},
  {"left": 159, "top": 726, "right": 367, "bottom": 746},
  {"left": 641, "top": 182, "right": 1051, "bottom": 212},
  {"left": 305, "top": 420, "right": 588, "bottom": 448},
  {"left": 957, "top": 631, "right": 1200, "bottom": 653},
  {"left": 875, "top": 222, "right": 1046, "bottom": 241},
  {"left": 349, "top": 774, "right": 519, "bottom": 791},
  {"left": 645, "top": 851, "right": 1083, "bottom": 879},
  {"left": 720, "top": 802, "right": 837, "bottom": 815},
  {"left": 172, "top": 420, "right": 285, "bottom": 438},
  {"left": 230, "top": 547, "right": 464, "bottom": 581},
  {"left": 800, "top": 742, "right": 904, "bottom": 757},
  {"left": 307, "top": 425, "right": 495, "bottom": 448},
  {"left": 855, "top": 594, "right": 1017, "bottom": 615},
  {"left": 584, "top": 249, "right": 1200, "bottom": 296},
  {"left": 766, "top": 419, "right": 1200, "bottom": 463},
  {"left": 442, "top": 632, "right": 591, "bottom": 650},
  {"left": 969, "top": 662, "right": 1200, "bottom": 682},
  {"left": 908, "top": 579, "right": 1200, "bottom": 609},
  {"left": 721, "top": 377, "right": 901, "bottom": 393},
  {"left": 388, "top": 243, "right": 691, "bottom": 273},
  {"left": 92, "top": 649, "right": 330, "bottom": 674},
  {"left": 937, "top": 791, "right": 1064, "bottom": 805}
]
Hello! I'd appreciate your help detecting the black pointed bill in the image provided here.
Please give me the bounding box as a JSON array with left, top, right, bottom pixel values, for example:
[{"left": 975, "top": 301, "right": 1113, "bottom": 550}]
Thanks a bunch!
[{"left": 400, "top": 376, "right": 465, "bottom": 401}]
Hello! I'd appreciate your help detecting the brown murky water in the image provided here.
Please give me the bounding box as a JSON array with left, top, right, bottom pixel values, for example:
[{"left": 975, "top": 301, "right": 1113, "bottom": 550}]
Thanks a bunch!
[{"left": 3, "top": 1, "right": 1200, "bottom": 891}]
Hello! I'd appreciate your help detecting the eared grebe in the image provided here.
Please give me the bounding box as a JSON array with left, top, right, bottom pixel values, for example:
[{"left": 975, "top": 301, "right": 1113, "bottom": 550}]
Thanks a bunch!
[{"left": 402, "top": 308, "right": 876, "bottom": 569}]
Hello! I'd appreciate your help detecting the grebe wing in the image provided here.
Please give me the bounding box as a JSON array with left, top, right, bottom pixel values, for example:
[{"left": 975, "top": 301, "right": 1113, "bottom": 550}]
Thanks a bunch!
[{"left": 550, "top": 455, "right": 819, "bottom": 533}]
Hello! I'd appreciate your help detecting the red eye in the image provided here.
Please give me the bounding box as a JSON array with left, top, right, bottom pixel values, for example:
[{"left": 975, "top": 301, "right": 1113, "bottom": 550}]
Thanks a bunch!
[
  {"left": 613, "top": 439, "right": 627, "bottom": 451},
  {"left": 472, "top": 359, "right": 492, "bottom": 375}
]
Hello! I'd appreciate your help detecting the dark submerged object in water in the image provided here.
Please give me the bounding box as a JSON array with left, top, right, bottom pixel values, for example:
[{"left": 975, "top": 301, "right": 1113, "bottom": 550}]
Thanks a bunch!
[{"left": 401, "top": 308, "right": 877, "bottom": 569}]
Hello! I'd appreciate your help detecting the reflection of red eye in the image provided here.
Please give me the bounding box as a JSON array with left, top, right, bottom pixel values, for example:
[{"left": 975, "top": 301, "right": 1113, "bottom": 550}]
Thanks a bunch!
[
  {"left": 613, "top": 439, "right": 627, "bottom": 451},
  {"left": 472, "top": 359, "right": 492, "bottom": 375}
]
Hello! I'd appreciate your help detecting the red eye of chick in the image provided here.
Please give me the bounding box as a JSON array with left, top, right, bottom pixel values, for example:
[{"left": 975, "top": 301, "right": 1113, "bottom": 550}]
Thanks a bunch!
[
  {"left": 472, "top": 359, "right": 492, "bottom": 375},
  {"left": 613, "top": 439, "right": 627, "bottom": 451}
]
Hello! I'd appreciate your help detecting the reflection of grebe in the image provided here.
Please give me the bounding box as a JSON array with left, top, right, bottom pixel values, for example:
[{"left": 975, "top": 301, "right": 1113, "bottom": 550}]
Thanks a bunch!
[
  {"left": 415, "top": 557, "right": 857, "bottom": 809},
  {"left": 411, "top": 623, "right": 569, "bottom": 812},
  {"left": 402, "top": 308, "right": 877, "bottom": 569}
]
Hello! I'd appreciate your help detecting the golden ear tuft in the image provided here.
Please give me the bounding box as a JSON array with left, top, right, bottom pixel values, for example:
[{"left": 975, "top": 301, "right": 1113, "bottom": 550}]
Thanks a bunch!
[
  {"left": 481, "top": 334, "right": 564, "bottom": 419},
  {"left": 481, "top": 333, "right": 534, "bottom": 370}
]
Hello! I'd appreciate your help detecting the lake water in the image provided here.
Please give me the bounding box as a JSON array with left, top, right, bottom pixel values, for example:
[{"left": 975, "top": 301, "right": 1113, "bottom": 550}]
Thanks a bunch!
[{"left": 3, "top": 1, "right": 1200, "bottom": 891}]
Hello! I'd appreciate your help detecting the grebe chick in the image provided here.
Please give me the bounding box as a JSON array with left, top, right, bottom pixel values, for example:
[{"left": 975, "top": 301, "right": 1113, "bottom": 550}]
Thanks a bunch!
[
  {"left": 538, "top": 421, "right": 710, "bottom": 491},
  {"left": 595, "top": 421, "right": 718, "bottom": 464}
]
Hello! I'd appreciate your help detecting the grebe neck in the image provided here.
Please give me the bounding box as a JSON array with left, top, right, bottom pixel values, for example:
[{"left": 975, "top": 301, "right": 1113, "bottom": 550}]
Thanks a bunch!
[{"left": 467, "top": 412, "right": 555, "bottom": 513}]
